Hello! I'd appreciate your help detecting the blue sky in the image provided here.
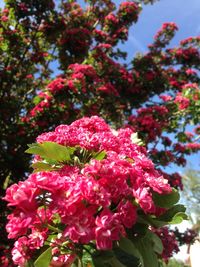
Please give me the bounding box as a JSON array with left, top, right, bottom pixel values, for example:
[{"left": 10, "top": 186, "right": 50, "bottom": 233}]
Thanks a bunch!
[{"left": 121, "top": 0, "right": 200, "bottom": 56}]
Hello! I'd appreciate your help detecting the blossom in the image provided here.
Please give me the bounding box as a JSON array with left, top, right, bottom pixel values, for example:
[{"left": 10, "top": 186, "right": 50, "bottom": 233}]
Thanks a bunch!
[
  {"left": 4, "top": 116, "right": 174, "bottom": 264},
  {"left": 174, "top": 93, "right": 190, "bottom": 110}
]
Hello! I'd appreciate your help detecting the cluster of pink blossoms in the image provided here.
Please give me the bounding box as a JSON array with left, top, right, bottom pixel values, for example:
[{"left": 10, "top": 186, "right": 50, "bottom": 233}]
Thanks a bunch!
[{"left": 4, "top": 116, "right": 172, "bottom": 266}]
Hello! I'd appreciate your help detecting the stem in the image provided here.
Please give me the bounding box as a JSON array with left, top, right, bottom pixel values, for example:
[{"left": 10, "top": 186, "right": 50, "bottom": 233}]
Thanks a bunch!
[
  {"left": 78, "top": 258, "right": 83, "bottom": 267},
  {"left": 47, "top": 224, "right": 62, "bottom": 233}
]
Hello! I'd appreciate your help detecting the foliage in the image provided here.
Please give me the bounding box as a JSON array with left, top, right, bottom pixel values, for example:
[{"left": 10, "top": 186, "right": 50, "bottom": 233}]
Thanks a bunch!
[{"left": 0, "top": 0, "right": 200, "bottom": 266}]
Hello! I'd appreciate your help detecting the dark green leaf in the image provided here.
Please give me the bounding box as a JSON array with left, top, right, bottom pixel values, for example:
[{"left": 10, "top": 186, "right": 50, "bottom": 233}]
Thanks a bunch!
[
  {"left": 147, "top": 231, "right": 163, "bottom": 254},
  {"left": 114, "top": 247, "right": 141, "bottom": 267},
  {"left": 119, "top": 237, "right": 143, "bottom": 262},
  {"left": 109, "top": 257, "right": 127, "bottom": 267},
  {"left": 158, "top": 204, "right": 186, "bottom": 222},
  {"left": 152, "top": 189, "right": 180, "bottom": 208},
  {"left": 138, "top": 204, "right": 187, "bottom": 228},
  {"left": 34, "top": 247, "right": 52, "bottom": 267},
  {"left": 133, "top": 233, "right": 159, "bottom": 267},
  {"left": 92, "top": 251, "right": 114, "bottom": 267}
]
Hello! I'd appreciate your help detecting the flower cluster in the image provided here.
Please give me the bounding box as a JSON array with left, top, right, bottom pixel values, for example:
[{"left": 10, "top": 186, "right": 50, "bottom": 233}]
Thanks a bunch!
[
  {"left": 4, "top": 116, "right": 173, "bottom": 266},
  {"left": 154, "top": 227, "right": 180, "bottom": 262},
  {"left": 173, "top": 227, "right": 198, "bottom": 246}
]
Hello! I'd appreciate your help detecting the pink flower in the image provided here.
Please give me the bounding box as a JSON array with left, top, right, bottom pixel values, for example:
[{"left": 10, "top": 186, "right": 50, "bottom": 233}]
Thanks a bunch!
[
  {"left": 12, "top": 237, "right": 30, "bottom": 266},
  {"left": 3, "top": 181, "right": 38, "bottom": 212},
  {"left": 6, "top": 213, "right": 33, "bottom": 239},
  {"left": 174, "top": 94, "right": 190, "bottom": 109},
  {"left": 134, "top": 187, "right": 156, "bottom": 213},
  {"left": 95, "top": 209, "right": 122, "bottom": 250},
  {"left": 1, "top": 15, "right": 8, "bottom": 22},
  {"left": 117, "top": 200, "right": 137, "bottom": 228},
  {"left": 160, "top": 95, "right": 172, "bottom": 102}
]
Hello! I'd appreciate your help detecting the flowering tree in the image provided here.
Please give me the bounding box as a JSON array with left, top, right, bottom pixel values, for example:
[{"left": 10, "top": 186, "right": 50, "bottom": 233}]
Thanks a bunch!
[{"left": 0, "top": 0, "right": 199, "bottom": 266}]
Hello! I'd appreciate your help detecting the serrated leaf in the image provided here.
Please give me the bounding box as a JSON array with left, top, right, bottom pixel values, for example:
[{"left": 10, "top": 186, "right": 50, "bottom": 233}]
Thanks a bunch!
[
  {"left": 34, "top": 247, "right": 52, "bottom": 267},
  {"left": 152, "top": 189, "right": 180, "bottom": 208},
  {"left": 119, "top": 237, "right": 143, "bottom": 263},
  {"left": 26, "top": 142, "right": 75, "bottom": 162}
]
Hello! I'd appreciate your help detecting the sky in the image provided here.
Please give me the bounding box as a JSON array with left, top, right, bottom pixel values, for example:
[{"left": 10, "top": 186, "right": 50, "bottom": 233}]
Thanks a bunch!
[{"left": 122, "top": 0, "right": 200, "bottom": 56}]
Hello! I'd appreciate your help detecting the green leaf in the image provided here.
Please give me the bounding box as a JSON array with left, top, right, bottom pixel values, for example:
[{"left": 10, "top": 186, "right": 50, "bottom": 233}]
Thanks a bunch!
[
  {"left": 34, "top": 247, "right": 52, "bottom": 267},
  {"left": 152, "top": 189, "right": 180, "bottom": 208},
  {"left": 109, "top": 257, "right": 127, "bottom": 267},
  {"left": 119, "top": 237, "right": 143, "bottom": 263},
  {"left": 92, "top": 251, "right": 114, "bottom": 267},
  {"left": 133, "top": 233, "right": 159, "bottom": 267},
  {"left": 93, "top": 150, "right": 106, "bottom": 160},
  {"left": 169, "top": 212, "right": 188, "bottom": 224},
  {"left": 31, "top": 162, "right": 54, "bottom": 172},
  {"left": 26, "top": 142, "right": 75, "bottom": 163},
  {"left": 33, "top": 96, "right": 41, "bottom": 105},
  {"left": 147, "top": 231, "right": 163, "bottom": 254},
  {"left": 114, "top": 247, "right": 141, "bottom": 267},
  {"left": 138, "top": 204, "right": 187, "bottom": 228},
  {"left": 158, "top": 204, "right": 186, "bottom": 222}
]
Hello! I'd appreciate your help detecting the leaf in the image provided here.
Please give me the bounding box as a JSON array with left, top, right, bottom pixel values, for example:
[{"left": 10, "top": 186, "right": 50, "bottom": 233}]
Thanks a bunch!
[
  {"left": 92, "top": 251, "right": 114, "bottom": 267},
  {"left": 133, "top": 233, "right": 159, "bottom": 267},
  {"left": 158, "top": 204, "right": 186, "bottom": 222},
  {"left": 82, "top": 251, "right": 93, "bottom": 266},
  {"left": 109, "top": 257, "right": 127, "bottom": 267},
  {"left": 138, "top": 204, "right": 187, "bottom": 228},
  {"left": 131, "top": 133, "right": 144, "bottom": 146},
  {"left": 34, "top": 247, "right": 52, "bottom": 267},
  {"left": 119, "top": 237, "right": 143, "bottom": 262},
  {"left": 93, "top": 150, "right": 106, "bottom": 160},
  {"left": 26, "top": 142, "right": 75, "bottom": 162},
  {"left": 31, "top": 162, "right": 54, "bottom": 172},
  {"left": 147, "top": 231, "right": 163, "bottom": 254},
  {"left": 152, "top": 189, "right": 180, "bottom": 208},
  {"left": 169, "top": 212, "right": 188, "bottom": 224},
  {"left": 114, "top": 247, "right": 141, "bottom": 267},
  {"left": 33, "top": 96, "right": 41, "bottom": 105}
]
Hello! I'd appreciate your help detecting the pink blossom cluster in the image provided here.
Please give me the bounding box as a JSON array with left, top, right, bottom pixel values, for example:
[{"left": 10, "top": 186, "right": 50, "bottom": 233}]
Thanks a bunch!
[
  {"left": 128, "top": 105, "right": 169, "bottom": 142},
  {"left": 4, "top": 116, "right": 173, "bottom": 266},
  {"left": 153, "top": 22, "right": 178, "bottom": 49},
  {"left": 118, "top": 2, "right": 140, "bottom": 24},
  {"left": 174, "top": 93, "right": 190, "bottom": 110}
]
